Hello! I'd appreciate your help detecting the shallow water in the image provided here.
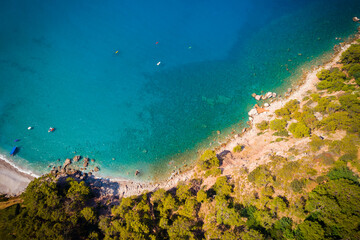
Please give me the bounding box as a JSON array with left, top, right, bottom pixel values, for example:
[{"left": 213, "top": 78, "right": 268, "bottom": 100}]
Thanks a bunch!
[{"left": 0, "top": 0, "right": 359, "bottom": 180}]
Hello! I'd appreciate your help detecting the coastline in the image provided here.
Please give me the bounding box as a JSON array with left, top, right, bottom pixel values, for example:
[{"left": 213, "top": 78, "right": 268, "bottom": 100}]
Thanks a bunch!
[
  {"left": 0, "top": 157, "right": 34, "bottom": 196},
  {"left": 0, "top": 36, "right": 357, "bottom": 198}
]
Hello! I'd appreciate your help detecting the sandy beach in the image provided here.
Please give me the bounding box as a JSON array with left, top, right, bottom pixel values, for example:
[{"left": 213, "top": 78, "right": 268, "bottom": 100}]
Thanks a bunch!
[
  {"left": 0, "top": 38, "right": 356, "bottom": 198},
  {"left": 0, "top": 158, "right": 34, "bottom": 196}
]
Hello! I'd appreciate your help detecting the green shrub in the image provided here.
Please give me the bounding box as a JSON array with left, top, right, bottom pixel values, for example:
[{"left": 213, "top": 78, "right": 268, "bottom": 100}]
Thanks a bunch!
[
  {"left": 275, "top": 100, "right": 299, "bottom": 119},
  {"left": 316, "top": 69, "right": 330, "bottom": 80},
  {"left": 296, "top": 221, "right": 325, "bottom": 240},
  {"left": 311, "top": 93, "right": 321, "bottom": 102},
  {"left": 315, "top": 175, "right": 328, "bottom": 184},
  {"left": 320, "top": 112, "right": 352, "bottom": 132},
  {"left": 327, "top": 166, "right": 358, "bottom": 182},
  {"left": 261, "top": 185, "right": 275, "bottom": 197},
  {"left": 256, "top": 120, "right": 269, "bottom": 131},
  {"left": 275, "top": 138, "right": 285, "bottom": 142},
  {"left": 273, "top": 130, "right": 289, "bottom": 137},
  {"left": 196, "top": 190, "right": 207, "bottom": 203},
  {"left": 204, "top": 167, "right": 222, "bottom": 177},
  {"left": 248, "top": 166, "right": 274, "bottom": 187},
  {"left": 270, "top": 119, "right": 287, "bottom": 131},
  {"left": 294, "top": 111, "right": 319, "bottom": 129},
  {"left": 316, "top": 68, "right": 347, "bottom": 92},
  {"left": 338, "top": 153, "right": 357, "bottom": 162},
  {"left": 339, "top": 94, "right": 360, "bottom": 115},
  {"left": 288, "top": 122, "right": 310, "bottom": 138},
  {"left": 233, "top": 145, "right": 244, "bottom": 153},
  {"left": 340, "top": 44, "right": 360, "bottom": 64},
  {"left": 198, "top": 150, "right": 219, "bottom": 170},
  {"left": 290, "top": 179, "right": 306, "bottom": 193},
  {"left": 213, "top": 176, "right": 233, "bottom": 196},
  {"left": 275, "top": 108, "right": 291, "bottom": 118},
  {"left": 348, "top": 64, "right": 360, "bottom": 79},
  {"left": 308, "top": 135, "right": 326, "bottom": 152}
]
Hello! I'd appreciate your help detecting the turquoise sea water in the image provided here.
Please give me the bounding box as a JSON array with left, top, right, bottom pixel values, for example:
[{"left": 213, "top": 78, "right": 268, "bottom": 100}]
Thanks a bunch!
[{"left": 0, "top": 0, "right": 359, "bottom": 180}]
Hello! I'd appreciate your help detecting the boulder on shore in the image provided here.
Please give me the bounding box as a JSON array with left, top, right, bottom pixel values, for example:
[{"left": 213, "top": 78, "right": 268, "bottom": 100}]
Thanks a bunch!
[
  {"left": 263, "top": 92, "right": 273, "bottom": 99},
  {"left": 63, "top": 158, "right": 71, "bottom": 168},
  {"left": 353, "top": 16, "right": 360, "bottom": 22},
  {"left": 83, "top": 161, "right": 89, "bottom": 168},
  {"left": 264, "top": 103, "right": 270, "bottom": 107},
  {"left": 255, "top": 95, "right": 262, "bottom": 101},
  {"left": 272, "top": 92, "right": 277, "bottom": 98},
  {"left": 73, "top": 155, "right": 81, "bottom": 162},
  {"left": 251, "top": 93, "right": 257, "bottom": 98},
  {"left": 94, "top": 166, "right": 100, "bottom": 172},
  {"left": 248, "top": 108, "right": 258, "bottom": 116}
]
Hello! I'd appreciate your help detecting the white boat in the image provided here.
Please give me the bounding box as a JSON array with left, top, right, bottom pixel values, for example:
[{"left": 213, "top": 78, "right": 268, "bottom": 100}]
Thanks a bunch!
[{"left": 157, "top": 61, "right": 161, "bottom": 66}]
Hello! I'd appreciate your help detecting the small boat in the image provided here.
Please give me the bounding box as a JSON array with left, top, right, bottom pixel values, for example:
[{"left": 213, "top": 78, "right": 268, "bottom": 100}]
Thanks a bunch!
[
  {"left": 28, "top": 126, "right": 32, "bottom": 130},
  {"left": 157, "top": 61, "right": 161, "bottom": 66},
  {"left": 10, "top": 146, "right": 17, "bottom": 156},
  {"left": 48, "top": 127, "right": 55, "bottom": 132}
]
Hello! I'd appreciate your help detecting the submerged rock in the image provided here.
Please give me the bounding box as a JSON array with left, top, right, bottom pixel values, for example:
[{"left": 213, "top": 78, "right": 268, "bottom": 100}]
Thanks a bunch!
[{"left": 135, "top": 170, "right": 140, "bottom": 176}]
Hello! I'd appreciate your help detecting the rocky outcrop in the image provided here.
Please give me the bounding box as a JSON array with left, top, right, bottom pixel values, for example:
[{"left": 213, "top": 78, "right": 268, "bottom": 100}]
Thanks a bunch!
[
  {"left": 253, "top": 92, "right": 277, "bottom": 101},
  {"left": 353, "top": 16, "right": 360, "bottom": 22},
  {"left": 83, "top": 160, "right": 89, "bottom": 168},
  {"left": 63, "top": 158, "right": 71, "bottom": 169},
  {"left": 263, "top": 92, "right": 273, "bottom": 99},
  {"left": 255, "top": 95, "right": 262, "bottom": 101},
  {"left": 248, "top": 108, "right": 258, "bottom": 116}
]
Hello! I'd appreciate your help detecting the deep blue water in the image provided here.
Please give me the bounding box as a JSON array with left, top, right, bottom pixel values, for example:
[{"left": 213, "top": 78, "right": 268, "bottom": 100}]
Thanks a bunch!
[{"left": 0, "top": 0, "right": 359, "bottom": 180}]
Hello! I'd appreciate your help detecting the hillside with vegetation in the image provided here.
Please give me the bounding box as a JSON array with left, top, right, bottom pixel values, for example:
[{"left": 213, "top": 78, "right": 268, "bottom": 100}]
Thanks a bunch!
[{"left": 1, "top": 42, "right": 360, "bottom": 240}]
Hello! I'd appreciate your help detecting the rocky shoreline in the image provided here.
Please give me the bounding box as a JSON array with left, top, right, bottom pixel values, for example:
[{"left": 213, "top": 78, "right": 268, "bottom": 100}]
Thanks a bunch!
[{"left": 1, "top": 31, "right": 359, "bottom": 198}]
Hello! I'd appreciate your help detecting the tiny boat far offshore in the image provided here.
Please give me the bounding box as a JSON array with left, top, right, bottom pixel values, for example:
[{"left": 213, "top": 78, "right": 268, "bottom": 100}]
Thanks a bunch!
[
  {"left": 10, "top": 146, "right": 17, "bottom": 156},
  {"left": 48, "top": 127, "right": 55, "bottom": 132}
]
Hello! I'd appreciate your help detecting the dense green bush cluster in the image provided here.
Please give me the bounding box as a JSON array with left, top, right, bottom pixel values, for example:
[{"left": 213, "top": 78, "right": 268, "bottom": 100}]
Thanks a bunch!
[
  {"left": 288, "top": 122, "right": 310, "bottom": 138},
  {"left": 233, "top": 145, "right": 244, "bottom": 153},
  {"left": 275, "top": 99, "right": 299, "bottom": 119},
  {"left": 1, "top": 152, "right": 359, "bottom": 240},
  {"left": 197, "top": 150, "right": 219, "bottom": 170},
  {"left": 269, "top": 119, "right": 287, "bottom": 132},
  {"left": 316, "top": 68, "right": 349, "bottom": 92},
  {"left": 256, "top": 120, "right": 269, "bottom": 131},
  {"left": 0, "top": 176, "right": 98, "bottom": 240}
]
